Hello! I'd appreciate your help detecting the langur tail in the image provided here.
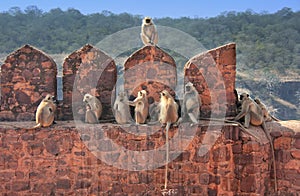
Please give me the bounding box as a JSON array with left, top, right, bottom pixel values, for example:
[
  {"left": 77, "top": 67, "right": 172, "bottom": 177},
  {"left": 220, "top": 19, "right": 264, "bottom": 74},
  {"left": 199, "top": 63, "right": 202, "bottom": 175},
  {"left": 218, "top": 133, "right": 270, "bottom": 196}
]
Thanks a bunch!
[{"left": 164, "top": 122, "right": 171, "bottom": 190}]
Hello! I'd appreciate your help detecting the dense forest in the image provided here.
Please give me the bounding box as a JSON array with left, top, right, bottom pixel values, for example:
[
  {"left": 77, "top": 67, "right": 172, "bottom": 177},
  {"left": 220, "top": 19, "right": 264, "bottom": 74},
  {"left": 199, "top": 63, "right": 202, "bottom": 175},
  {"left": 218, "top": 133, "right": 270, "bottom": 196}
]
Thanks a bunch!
[{"left": 0, "top": 6, "right": 299, "bottom": 119}]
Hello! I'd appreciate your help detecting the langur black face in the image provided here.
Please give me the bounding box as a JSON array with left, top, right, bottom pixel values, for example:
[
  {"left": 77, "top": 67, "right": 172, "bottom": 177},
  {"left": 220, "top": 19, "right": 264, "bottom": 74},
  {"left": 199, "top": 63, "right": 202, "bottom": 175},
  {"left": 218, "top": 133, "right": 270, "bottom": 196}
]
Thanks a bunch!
[
  {"left": 160, "top": 92, "right": 166, "bottom": 98},
  {"left": 83, "top": 94, "right": 92, "bottom": 103},
  {"left": 145, "top": 18, "right": 151, "bottom": 24},
  {"left": 239, "top": 93, "right": 249, "bottom": 101},
  {"left": 45, "top": 94, "right": 57, "bottom": 104},
  {"left": 51, "top": 96, "right": 58, "bottom": 104},
  {"left": 185, "top": 85, "right": 191, "bottom": 92},
  {"left": 239, "top": 94, "right": 244, "bottom": 101}
]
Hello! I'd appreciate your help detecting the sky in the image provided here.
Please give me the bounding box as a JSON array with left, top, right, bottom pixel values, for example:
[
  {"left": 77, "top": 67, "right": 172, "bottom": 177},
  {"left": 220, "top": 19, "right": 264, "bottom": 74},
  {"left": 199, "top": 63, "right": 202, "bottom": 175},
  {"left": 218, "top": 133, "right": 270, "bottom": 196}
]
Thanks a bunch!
[{"left": 0, "top": 0, "right": 299, "bottom": 18}]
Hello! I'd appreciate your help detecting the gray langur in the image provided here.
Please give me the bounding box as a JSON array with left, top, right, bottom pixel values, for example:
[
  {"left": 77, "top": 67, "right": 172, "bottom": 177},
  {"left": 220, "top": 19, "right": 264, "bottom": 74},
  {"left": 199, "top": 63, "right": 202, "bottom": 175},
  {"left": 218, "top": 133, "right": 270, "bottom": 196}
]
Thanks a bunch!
[
  {"left": 234, "top": 92, "right": 277, "bottom": 192},
  {"left": 34, "top": 94, "right": 57, "bottom": 128},
  {"left": 85, "top": 103, "right": 98, "bottom": 124},
  {"left": 234, "top": 93, "right": 265, "bottom": 129},
  {"left": 128, "top": 90, "right": 149, "bottom": 124},
  {"left": 141, "top": 17, "right": 158, "bottom": 46},
  {"left": 83, "top": 93, "right": 102, "bottom": 122},
  {"left": 180, "top": 82, "right": 201, "bottom": 124},
  {"left": 158, "top": 90, "right": 178, "bottom": 191},
  {"left": 254, "top": 98, "right": 280, "bottom": 122},
  {"left": 113, "top": 91, "right": 132, "bottom": 124},
  {"left": 159, "top": 90, "right": 178, "bottom": 126}
]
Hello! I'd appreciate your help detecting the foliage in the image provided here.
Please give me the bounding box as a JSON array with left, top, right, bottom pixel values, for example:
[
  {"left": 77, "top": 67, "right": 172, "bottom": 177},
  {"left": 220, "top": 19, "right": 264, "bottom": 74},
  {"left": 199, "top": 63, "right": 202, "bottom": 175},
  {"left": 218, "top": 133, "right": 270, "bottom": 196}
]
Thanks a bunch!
[
  {"left": 0, "top": 6, "right": 299, "bottom": 120},
  {"left": 0, "top": 7, "right": 298, "bottom": 75}
]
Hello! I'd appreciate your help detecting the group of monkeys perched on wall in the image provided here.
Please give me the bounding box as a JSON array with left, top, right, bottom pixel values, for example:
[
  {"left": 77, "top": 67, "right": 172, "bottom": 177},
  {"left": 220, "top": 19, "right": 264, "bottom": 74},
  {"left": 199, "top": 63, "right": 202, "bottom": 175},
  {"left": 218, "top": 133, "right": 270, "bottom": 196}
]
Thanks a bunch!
[
  {"left": 27, "top": 17, "right": 280, "bottom": 192},
  {"left": 35, "top": 85, "right": 279, "bottom": 130},
  {"left": 33, "top": 16, "right": 279, "bottom": 129}
]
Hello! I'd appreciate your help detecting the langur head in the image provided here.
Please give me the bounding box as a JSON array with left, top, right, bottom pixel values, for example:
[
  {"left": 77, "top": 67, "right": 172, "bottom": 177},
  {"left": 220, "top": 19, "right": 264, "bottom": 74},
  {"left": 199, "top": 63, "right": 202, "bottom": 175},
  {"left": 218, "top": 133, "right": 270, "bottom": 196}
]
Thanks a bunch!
[
  {"left": 160, "top": 90, "right": 172, "bottom": 99},
  {"left": 83, "top": 93, "right": 93, "bottom": 103},
  {"left": 118, "top": 92, "right": 127, "bottom": 102},
  {"left": 143, "top": 17, "right": 152, "bottom": 25},
  {"left": 139, "top": 90, "right": 147, "bottom": 98},
  {"left": 44, "top": 94, "right": 57, "bottom": 104},
  {"left": 185, "top": 82, "right": 195, "bottom": 93},
  {"left": 240, "top": 93, "right": 249, "bottom": 101},
  {"left": 254, "top": 98, "right": 262, "bottom": 104}
]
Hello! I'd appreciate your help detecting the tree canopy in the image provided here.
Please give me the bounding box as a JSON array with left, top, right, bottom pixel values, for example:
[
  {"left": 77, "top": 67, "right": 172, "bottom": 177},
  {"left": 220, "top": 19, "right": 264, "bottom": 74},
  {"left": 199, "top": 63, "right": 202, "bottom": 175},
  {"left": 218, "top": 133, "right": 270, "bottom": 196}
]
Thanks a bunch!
[
  {"left": 0, "top": 6, "right": 298, "bottom": 75},
  {"left": 0, "top": 6, "right": 299, "bottom": 119}
]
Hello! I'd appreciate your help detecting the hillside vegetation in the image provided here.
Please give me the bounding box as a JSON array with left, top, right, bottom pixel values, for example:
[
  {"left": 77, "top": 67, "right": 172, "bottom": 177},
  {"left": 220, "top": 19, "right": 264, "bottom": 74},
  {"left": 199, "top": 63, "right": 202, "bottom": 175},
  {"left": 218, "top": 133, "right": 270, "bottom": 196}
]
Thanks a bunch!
[{"left": 0, "top": 6, "right": 299, "bottom": 120}]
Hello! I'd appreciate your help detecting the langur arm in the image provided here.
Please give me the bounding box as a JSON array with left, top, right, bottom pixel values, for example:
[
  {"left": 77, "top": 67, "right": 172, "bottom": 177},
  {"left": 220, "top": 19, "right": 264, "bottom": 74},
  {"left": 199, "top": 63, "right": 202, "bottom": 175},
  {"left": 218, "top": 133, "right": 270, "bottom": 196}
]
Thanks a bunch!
[
  {"left": 234, "top": 104, "right": 249, "bottom": 121},
  {"left": 187, "top": 102, "right": 200, "bottom": 113},
  {"left": 141, "top": 27, "right": 151, "bottom": 43},
  {"left": 114, "top": 102, "right": 118, "bottom": 111},
  {"left": 150, "top": 27, "right": 157, "bottom": 43},
  {"left": 198, "top": 95, "right": 202, "bottom": 106},
  {"left": 127, "top": 100, "right": 137, "bottom": 106}
]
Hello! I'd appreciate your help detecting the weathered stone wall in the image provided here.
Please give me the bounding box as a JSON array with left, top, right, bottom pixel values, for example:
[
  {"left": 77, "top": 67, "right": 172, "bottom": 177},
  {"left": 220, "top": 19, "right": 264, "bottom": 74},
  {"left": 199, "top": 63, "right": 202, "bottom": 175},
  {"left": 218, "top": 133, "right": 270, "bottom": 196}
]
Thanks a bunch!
[
  {"left": 0, "top": 45, "right": 57, "bottom": 121},
  {"left": 185, "top": 43, "right": 236, "bottom": 118},
  {"left": 0, "top": 121, "right": 298, "bottom": 195},
  {"left": 1, "top": 43, "right": 299, "bottom": 195},
  {"left": 62, "top": 44, "right": 117, "bottom": 121},
  {"left": 124, "top": 46, "right": 176, "bottom": 102}
]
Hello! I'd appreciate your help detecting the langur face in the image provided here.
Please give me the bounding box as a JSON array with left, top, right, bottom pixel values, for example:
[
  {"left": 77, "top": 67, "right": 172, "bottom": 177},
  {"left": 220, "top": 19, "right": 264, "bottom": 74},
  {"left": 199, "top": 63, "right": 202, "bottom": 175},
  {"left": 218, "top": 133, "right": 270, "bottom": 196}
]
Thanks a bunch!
[
  {"left": 146, "top": 18, "right": 151, "bottom": 23},
  {"left": 160, "top": 90, "right": 170, "bottom": 98},
  {"left": 239, "top": 93, "right": 249, "bottom": 101},
  {"left": 83, "top": 94, "right": 92, "bottom": 103},
  {"left": 45, "top": 94, "right": 57, "bottom": 104},
  {"left": 144, "top": 17, "right": 152, "bottom": 25},
  {"left": 185, "top": 85, "right": 191, "bottom": 92}
]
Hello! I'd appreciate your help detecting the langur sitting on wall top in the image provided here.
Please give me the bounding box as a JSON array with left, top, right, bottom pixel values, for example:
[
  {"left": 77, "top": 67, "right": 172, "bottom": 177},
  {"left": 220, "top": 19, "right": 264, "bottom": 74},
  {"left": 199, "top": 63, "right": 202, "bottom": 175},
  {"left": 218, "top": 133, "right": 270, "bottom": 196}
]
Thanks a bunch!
[{"left": 141, "top": 17, "right": 158, "bottom": 46}]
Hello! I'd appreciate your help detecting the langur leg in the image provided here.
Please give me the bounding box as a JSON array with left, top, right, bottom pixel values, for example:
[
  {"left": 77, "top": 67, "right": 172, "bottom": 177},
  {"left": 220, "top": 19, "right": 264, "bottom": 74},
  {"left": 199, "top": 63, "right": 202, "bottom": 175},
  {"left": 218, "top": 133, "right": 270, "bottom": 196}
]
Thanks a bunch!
[
  {"left": 244, "top": 113, "right": 250, "bottom": 128},
  {"left": 188, "top": 113, "right": 198, "bottom": 124},
  {"left": 153, "top": 33, "right": 158, "bottom": 45},
  {"left": 135, "top": 112, "right": 143, "bottom": 124},
  {"left": 141, "top": 34, "right": 150, "bottom": 45}
]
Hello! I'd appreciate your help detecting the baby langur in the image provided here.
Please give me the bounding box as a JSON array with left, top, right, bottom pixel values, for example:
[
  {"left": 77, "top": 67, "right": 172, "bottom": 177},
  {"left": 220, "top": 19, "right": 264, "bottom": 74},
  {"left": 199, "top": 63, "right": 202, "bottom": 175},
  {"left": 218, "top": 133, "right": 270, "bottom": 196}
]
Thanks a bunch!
[
  {"left": 180, "top": 82, "right": 201, "bottom": 124},
  {"left": 234, "top": 93, "right": 278, "bottom": 192},
  {"left": 83, "top": 93, "right": 102, "bottom": 122},
  {"left": 113, "top": 92, "right": 132, "bottom": 124},
  {"left": 254, "top": 98, "right": 280, "bottom": 122},
  {"left": 128, "top": 90, "right": 149, "bottom": 124},
  {"left": 34, "top": 94, "right": 57, "bottom": 128},
  {"left": 141, "top": 17, "right": 158, "bottom": 46},
  {"left": 85, "top": 104, "right": 98, "bottom": 124}
]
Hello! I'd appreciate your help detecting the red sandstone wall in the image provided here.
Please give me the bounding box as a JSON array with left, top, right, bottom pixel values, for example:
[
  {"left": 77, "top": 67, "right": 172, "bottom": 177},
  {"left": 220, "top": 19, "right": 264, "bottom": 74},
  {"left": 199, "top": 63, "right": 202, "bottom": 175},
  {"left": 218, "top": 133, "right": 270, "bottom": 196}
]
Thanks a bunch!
[
  {"left": 184, "top": 43, "right": 236, "bottom": 118},
  {"left": 62, "top": 44, "right": 117, "bottom": 121},
  {"left": 124, "top": 46, "right": 176, "bottom": 102},
  {"left": 0, "top": 43, "right": 299, "bottom": 195},
  {"left": 0, "top": 45, "right": 57, "bottom": 121},
  {"left": 0, "top": 121, "right": 298, "bottom": 195}
]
